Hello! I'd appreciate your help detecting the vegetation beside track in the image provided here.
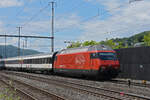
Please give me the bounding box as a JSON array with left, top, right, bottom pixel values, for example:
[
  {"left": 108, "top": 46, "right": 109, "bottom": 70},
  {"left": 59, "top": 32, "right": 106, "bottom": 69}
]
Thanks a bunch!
[{"left": 0, "top": 81, "right": 20, "bottom": 100}]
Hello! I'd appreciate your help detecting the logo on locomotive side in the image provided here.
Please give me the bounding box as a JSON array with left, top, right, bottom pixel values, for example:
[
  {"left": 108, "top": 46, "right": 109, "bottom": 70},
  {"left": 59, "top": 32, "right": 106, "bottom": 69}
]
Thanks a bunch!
[{"left": 75, "top": 54, "right": 86, "bottom": 65}]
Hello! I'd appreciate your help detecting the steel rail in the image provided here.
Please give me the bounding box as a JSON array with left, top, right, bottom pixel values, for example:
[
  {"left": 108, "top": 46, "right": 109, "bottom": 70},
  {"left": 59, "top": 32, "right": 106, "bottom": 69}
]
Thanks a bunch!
[
  {"left": 0, "top": 73, "right": 66, "bottom": 100},
  {"left": 4, "top": 71, "right": 148, "bottom": 100},
  {"left": 0, "top": 79, "right": 37, "bottom": 100},
  {"left": 3, "top": 71, "right": 150, "bottom": 100},
  {"left": 111, "top": 79, "right": 150, "bottom": 88}
]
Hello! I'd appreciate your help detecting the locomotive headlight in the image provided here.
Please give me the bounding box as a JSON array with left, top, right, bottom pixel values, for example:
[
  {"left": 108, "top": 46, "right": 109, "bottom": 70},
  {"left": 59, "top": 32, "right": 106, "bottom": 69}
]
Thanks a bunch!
[
  {"left": 101, "top": 66, "right": 106, "bottom": 69},
  {"left": 114, "top": 66, "right": 119, "bottom": 69}
]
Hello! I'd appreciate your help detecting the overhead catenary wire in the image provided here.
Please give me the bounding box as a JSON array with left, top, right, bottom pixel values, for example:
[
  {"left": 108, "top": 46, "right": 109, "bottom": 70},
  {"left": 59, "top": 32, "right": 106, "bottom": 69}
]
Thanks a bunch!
[
  {"left": 15, "top": 0, "right": 31, "bottom": 17},
  {"left": 54, "top": 3, "right": 128, "bottom": 34},
  {"left": 39, "top": 0, "right": 43, "bottom": 7},
  {"left": 55, "top": 0, "right": 146, "bottom": 37},
  {"left": 22, "top": 4, "right": 49, "bottom": 27},
  {"left": 5, "top": 0, "right": 31, "bottom": 28}
]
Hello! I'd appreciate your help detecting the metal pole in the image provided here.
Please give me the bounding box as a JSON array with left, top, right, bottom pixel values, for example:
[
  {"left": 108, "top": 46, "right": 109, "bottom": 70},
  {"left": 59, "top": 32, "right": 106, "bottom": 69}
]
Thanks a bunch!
[
  {"left": 23, "top": 41, "right": 24, "bottom": 56},
  {"left": 17, "top": 27, "right": 22, "bottom": 57},
  {"left": 50, "top": 2, "right": 55, "bottom": 52},
  {"left": 25, "top": 37, "right": 27, "bottom": 48},
  {"left": 5, "top": 33, "right": 7, "bottom": 58}
]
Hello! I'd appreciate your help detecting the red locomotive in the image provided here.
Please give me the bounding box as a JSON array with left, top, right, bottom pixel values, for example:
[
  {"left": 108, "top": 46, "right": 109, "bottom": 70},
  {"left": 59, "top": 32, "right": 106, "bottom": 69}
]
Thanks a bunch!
[{"left": 54, "top": 45, "right": 120, "bottom": 79}]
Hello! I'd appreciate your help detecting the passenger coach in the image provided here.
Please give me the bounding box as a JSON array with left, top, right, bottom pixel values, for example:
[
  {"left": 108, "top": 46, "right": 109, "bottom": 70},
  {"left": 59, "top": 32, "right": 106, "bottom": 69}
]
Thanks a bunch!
[{"left": 2, "top": 54, "right": 53, "bottom": 72}]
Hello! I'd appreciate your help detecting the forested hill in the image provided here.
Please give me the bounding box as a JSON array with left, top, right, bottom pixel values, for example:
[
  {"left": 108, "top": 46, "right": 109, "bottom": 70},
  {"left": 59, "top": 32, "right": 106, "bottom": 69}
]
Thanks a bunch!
[
  {"left": 0, "top": 45, "right": 42, "bottom": 58},
  {"left": 67, "top": 31, "right": 150, "bottom": 49},
  {"left": 112, "top": 31, "right": 150, "bottom": 45}
]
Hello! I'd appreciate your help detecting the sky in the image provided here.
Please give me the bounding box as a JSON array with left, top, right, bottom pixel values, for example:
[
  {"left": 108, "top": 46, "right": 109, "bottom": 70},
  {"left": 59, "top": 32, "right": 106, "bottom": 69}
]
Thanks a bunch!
[{"left": 0, "top": 0, "right": 150, "bottom": 53}]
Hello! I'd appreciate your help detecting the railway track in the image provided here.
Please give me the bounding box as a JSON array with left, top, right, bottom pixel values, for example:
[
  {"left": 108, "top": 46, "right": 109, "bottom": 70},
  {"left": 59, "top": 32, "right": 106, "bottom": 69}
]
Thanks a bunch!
[
  {"left": 0, "top": 78, "right": 37, "bottom": 100},
  {"left": 2, "top": 71, "right": 150, "bottom": 100},
  {"left": 111, "top": 79, "right": 150, "bottom": 88},
  {"left": 0, "top": 73, "right": 66, "bottom": 100}
]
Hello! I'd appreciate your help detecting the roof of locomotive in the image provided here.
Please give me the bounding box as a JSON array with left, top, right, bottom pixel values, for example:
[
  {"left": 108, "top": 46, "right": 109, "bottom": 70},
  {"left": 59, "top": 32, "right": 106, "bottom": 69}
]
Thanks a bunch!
[{"left": 58, "top": 45, "right": 113, "bottom": 54}]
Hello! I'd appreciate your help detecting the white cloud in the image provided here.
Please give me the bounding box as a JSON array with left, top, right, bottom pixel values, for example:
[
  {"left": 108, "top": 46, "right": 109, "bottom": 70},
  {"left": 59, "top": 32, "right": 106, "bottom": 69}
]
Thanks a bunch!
[
  {"left": 55, "top": 14, "right": 81, "bottom": 32},
  {"left": 0, "top": 21, "right": 4, "bottom": 33},
  {"left": 80, "top": 0, "right": 150, "bottom": 41},
  {"left": 16, "top": 13, "right": 81, "bottom": 52},
  {"left": 0, "top": 0, "right": 23, "bottom": 8},
  {"left": 22, "top": 13, "right": 81, "bottom": 35},
  {"left": 3, "top": 0, "right": 150, "bottom": 52}
]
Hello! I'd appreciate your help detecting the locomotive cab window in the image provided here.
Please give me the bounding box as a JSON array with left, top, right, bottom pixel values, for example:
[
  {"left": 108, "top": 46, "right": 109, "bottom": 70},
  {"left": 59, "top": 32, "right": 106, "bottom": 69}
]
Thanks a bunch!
[
  {"left": 90, "top": 53, "right": 98, "bottom": 59},
  {"left": 98, "top": 52, "right": 117, "bottom": 60}
]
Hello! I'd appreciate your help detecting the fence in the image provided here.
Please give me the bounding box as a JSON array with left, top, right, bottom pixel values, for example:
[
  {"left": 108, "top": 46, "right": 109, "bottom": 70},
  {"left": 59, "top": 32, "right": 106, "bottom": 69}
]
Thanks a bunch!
[{"left": 115, "top": 46, "right": 150, "bottom": 81}]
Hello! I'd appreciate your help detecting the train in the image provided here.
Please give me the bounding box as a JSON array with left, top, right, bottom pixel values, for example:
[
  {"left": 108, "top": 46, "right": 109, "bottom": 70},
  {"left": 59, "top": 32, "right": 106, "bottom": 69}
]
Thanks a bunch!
[{"left": 0, "top": 45, "right": 120, "bottom": 79}]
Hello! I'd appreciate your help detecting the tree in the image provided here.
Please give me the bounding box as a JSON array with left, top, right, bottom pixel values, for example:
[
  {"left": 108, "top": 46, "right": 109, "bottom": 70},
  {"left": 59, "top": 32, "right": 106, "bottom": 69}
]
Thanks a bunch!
[
  {"left": 82, "top": 40, "right": 99, "bottom": 46},
  {"left": 106, "top": 40, "right": 115, "bottom": 48},
  {"left": 114, "top": 41, "right": 124, "bottom": 49},
  {"left": 143, "top": 33, "right": 150, "bottom": 46},
  {"left": 67, "top": 41, "right": 82, "bottom": 48},
  {"left": 99, "top": 40, "right": 116, "bottom": 49}
]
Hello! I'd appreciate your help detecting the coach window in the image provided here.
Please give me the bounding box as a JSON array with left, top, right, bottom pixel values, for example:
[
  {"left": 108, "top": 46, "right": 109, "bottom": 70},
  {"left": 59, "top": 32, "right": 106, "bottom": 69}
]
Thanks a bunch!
[
  {"left": 49, "top": 58, "right": 51, "bottom": 64},
  {"left": 7, "top": 61, "right": 10, "bottom": 64},
  {"left": 41, "top": 58, "right": 44, "bottom": 64},
  {"left": 45, "top": 58, "right": 47, "bottom": 63},
  {"left": 37, "top": 59, "right": 39, "bottom": 64},
  {"left": 27, "top": 59, "right": 29, "bottom": 64},
  {"left": 28, "top": 59, "right": 30, "bottom": 64},
  {"left": 40, "top": 58, "right": 42, "bottom": 64},
  {"left": 47, "top": 58, "right": 49, "bottom": 63},
  {"left": 30, "top": 59, "right": 32, "bottom": 64},
  {"left": 39, "top": 58, "right": 41, "bottom": 64},
  {"left": 36, "top": 59, "right": 38, "bottom": 64},
  {"left": 35, "top": 59, "right": 37, "bottom": 64},
  {"left": 38, "top": 58, "right": 40, "bottom": 64},
  {"left": 38, "top": 59, "right": 40, "bottom": 64},
  {"left": 46, "top": 58, "right": 48, "bottom": 64},
  {"left": 41, "top": 58, "right": 43, "bottom": 64},
  {"left": 33, "top": 59, "right": 35, "bottom": 64},
  {"left": 25, "top": 59, "right": 27, "bottom": 64},
  {"left": 11, "top": 60, "right": 14, "bottom": 64},
  {"left": 10, "top": 60, "right": 13, "bottom": 64},
  {"left": 27, "top": 59, "right": 30, "bottom": 64},
  {"left": 44, "top": 58, "right": 47, "bottom": 64},
  {"left": 44, "top": 58, "right": 46, "bottom": 64},
  {"left": 12, "top": 60, "right": 16, "bottom": 64},
  {"left": 50, "top": 58, "right": 52, "bottom": 63},
  {"left": 39, "top": 59, "right": 41, "bottom": 64},
  {"left": 23, "top": 60, "right": 25, "bottom": 64}
]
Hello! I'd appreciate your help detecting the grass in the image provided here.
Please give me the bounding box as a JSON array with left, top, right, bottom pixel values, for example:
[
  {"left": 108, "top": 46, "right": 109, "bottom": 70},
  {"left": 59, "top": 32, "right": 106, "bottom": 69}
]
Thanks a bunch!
[{"left": 0, "top": 80, "right": 20, "bottom": 100}]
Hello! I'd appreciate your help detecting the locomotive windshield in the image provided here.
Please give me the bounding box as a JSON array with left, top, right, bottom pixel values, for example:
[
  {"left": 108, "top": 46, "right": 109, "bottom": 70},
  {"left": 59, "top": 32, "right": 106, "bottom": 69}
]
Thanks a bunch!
[{"left": 98, "top": 52, "right": 117, "bottom": 60}]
